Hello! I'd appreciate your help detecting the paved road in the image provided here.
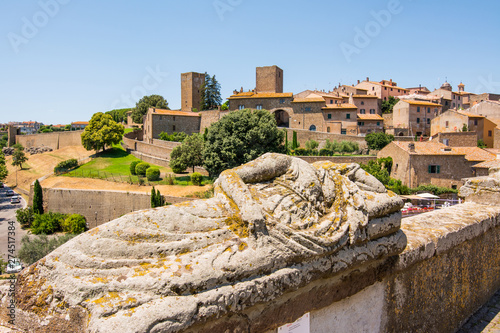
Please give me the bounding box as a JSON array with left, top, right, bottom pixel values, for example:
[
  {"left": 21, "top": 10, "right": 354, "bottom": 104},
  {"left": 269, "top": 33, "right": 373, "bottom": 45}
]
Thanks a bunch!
[{"left": 0, "top": 186, "right": 27, "bottom": 261}]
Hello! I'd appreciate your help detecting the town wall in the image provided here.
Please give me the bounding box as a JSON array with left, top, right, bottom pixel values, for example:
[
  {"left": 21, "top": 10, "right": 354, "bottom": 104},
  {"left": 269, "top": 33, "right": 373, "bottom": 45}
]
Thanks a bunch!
[
  {"left": 186, "top": 202, "right": 500, "bottom": 333},
  {"left": 33, "top": 188, "right": 196, "bottom": 227},
  {"left": 15, "top": 130, "right": 83, "bottom": 150}
]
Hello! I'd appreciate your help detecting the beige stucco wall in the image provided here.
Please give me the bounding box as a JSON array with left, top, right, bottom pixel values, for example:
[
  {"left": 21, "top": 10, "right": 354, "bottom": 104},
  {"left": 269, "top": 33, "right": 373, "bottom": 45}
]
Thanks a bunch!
[{"left": 15, "top": 130, "right": 83, "bottom": 150}]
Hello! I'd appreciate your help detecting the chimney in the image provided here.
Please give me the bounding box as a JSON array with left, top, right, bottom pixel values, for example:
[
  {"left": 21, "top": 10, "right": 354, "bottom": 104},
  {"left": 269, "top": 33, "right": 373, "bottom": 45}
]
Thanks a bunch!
[
  {"left": 349, "top": 93, "right": 354, "bottom": 105},
  {"left": 357, "top": 80, "right": 360, "bottom": 84},
  {"left": 366, "top": 77, "right": 369, "bottom": 82},
  {"left": 390, "top": 79, "right": 393, "bottom": 83},
  {"left": 408, "top": 143, "right": 415, "bottom": 152},
  {"left": 240, "top": 87, "right": 243, "bottom": 93}
]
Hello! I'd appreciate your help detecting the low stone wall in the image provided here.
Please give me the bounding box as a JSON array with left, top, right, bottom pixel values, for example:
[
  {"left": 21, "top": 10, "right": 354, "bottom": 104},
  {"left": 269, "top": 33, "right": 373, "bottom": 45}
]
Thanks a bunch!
[
  {"left": 35, "top": 188, "right": 196, "bottom": 227},
  {"left": 123, "top": 136, "right": 174, "bottom": 160},
  {"left": 190, "top": 202, "right": 500, "bottom": 333},
  {"left": 296, "top": 156, "right": 377, "bottom": 164},
  {"left": 283, "top": 128, "right": 367, "bottom": 148},
  {"left": 15, "top": 130, "right": 83, "bottom": 150}
]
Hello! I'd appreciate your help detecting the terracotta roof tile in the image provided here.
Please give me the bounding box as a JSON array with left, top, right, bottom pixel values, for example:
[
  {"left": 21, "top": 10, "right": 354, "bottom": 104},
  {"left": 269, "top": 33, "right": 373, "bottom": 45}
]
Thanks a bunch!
[
  {"left": 322, "top": 104, "right": 358, "bottom": 110},
  {"left": 353, "top": 95, "right": 378, "bottom": 99},
  {"left": 472, "top": 159, "right": 500, "bottom": 169},
  {"left": 393, "top": 141, "right": 496, "bottom": 161},
  {"left": 457, "top": 111, "right": 484, "bottom": 118},
  {"left": 402, "top": 100, "right": 442, "bottom": 107},
  {"left": 292, "top": 98, "right": 326, "bottom": 103},
  {"left": 357, "top": 114, "right": 384, "bottom": 120},
  {"left": 152, "top": 109, "right": 201, "bottom": 117},
  {"left": 229, "top": 92, "right": 293, "bottom": 99}
]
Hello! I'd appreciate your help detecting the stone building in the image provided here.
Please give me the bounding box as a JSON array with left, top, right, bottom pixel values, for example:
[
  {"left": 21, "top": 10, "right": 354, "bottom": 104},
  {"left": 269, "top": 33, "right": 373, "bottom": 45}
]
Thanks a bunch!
[
  {"left": 357, "top": 114, "right": 384, "bottom": 135},
  {"left": 469, "top": 92, "right": 500, "bottom": 106},
  {"left": 143, "top": 108, "right": 201, "bottom": 144},
  {"left": 256, "top": 65, "right": 283, "bottom": 93},
  {"left": 378, "top": 141, "right": 496, "bottom": 188},
  {"left": 431, "top": 82, "right": 466, "bottom": 111},
  {"left": 355, "top": 78, "right": 409, "bottom": 101},
  {"left": 391, "top": 100, "right": 441, "bottom": 137},
  {"left": 430, "top": 109, "right": 485, "bottom": 140},
  {"left": 181, "top": 72, "right": 205, "bottom": 111},
  {"left": 406, "top": 86, "right": 431, "bottom": 95},
  {"left": 70, "top": 121, "right": 88, "bottom": 130}
]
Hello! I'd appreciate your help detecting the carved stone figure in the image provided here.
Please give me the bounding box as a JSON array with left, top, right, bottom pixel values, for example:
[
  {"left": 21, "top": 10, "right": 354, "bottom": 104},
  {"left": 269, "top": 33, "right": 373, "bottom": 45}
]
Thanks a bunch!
[{"left": 14, "top": 153, "right": 406, "bottom": 332}]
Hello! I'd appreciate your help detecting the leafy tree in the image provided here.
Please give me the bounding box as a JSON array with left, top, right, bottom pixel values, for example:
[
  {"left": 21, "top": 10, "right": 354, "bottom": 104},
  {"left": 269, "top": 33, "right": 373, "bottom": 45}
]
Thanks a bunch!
[
  {"left": 220, "top": 101, "right": 229, "bottom": 111},
  {"left": 62, "top": 214, "right": 87, "bottom": 234},
  {"left": 81, "top": 113, "right": 124, "bottom": 154},
  {"left": 365, "top": 132, "right": 394, "bottom": 150},
  {"left": 159, "top": 131, "right": 188, "bottom": 142},
  {"left": 169, "top": 147, "right": 188, "bottom": 173},
  {"left": 305, "top": 139, "right": 319, "bottom": 150},
  {"left": 477, "top": 139, "right": 487, "bottom": 148},
  {"left": 0, "top": 134, "right": 7, "bottom": 149},
  {"left": 31, "top": 212, "right": 67, "bottom": 235},
  {"left": 16, "top": 206, "right": 34, "bottom": 229},
  {"left": 200, "top": 73, "right": 222, "bottom": 111},
  {"left": 169, "top": 134, "right": 205, "bottom": 173},
  {"left": 12, "top": 147, "right": 28, "bottom": 170},
  {"left": 135, "top": 162, "right": 150, "bottom": 176},
  {"left": 0, "top": 151, "right": 7, "bottom": 183},
  {"left": 381, "top": 96, "right": 399, "bottom": 114},
  {"left": 33, "top": 179, "right": 44, "bottom": 215},
  {"left": 12, "top": 143, "right": 24, "bottom": 151},
  {"left": 18, "top": 234, "right": 76, "bottom": 265},
  {"left": 203, "top": 109, "right": 285, "bottom": 177},
  {"left": 131, "top": 95, "right": 169, "bottom": 124},
  {"left": 360, "top": 157, "right": 393, "bottom": 186},
  {"left": 387, "top": 179, "right": 411, "bottom": 195},
  {"left": 410, "top": 184, "right": 458, "bottom": 195},
  {"left": 106, "top": 108, "right": 132, "bottom": 123}
]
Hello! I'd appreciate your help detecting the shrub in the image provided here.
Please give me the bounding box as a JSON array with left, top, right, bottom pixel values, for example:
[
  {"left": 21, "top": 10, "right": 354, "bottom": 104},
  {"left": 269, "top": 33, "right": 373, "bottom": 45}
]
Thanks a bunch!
[
  {"left": 305, "top": 139, "right": 319, "bottom": 150},
  {"left": 191, "top": 172, "right": 203, "bottom": 186},
  {"left": 169, "top": 154, "right": 187, "bottom": 174},
  {"left": 130, "top": 161, "right": 141, "bottom": 175},
  {"left": 31, "top": 212, "right": 66, "bottom": 235},
  {"left": 54, "top": 159, "right": 78, "bottom": 173},
  {"left": 62, "top": 214, "right": 87, "bottom": 234},
  {"left": 146, "top": 168, "right": 160, "bottom": 181},
  {"left": 294, "top": 148, "right": 308, "bottom": 156},
  {"left": 16, "top": 206, "right": 34, "bottom": 229},
  {"left": 165, "top": 174, "right": 175, "bottom": 185},
  {"left": 135, "top": 162, "right": 150, "bottom": 176},
  {"left": 18, "top": 234, "right": 76, "bottom": 265},
  {"left": 319, "top": 148, "right": 333, "bottom": 156}
]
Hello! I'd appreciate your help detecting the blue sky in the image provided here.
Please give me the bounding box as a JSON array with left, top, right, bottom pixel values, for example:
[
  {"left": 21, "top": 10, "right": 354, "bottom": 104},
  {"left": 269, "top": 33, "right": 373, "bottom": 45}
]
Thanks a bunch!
[{"left": 1, "top": 0, "right": 500, "bottom": 124}]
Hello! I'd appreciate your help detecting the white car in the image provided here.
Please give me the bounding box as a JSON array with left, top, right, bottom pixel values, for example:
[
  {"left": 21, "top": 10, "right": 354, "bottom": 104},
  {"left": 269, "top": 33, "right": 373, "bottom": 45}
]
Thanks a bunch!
[
  {"left": 6, "top": 258, "right": 23, "bottom": 274},
  {"left": 10, "top": 196, "right": 21, "bottom": 204}
]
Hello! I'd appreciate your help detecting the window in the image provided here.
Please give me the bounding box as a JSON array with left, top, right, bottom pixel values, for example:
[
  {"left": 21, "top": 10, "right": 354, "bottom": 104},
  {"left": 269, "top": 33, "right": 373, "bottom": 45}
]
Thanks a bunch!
[
  {"left": 390, "top": 88, "right": 393, "bottom": 91},
  {"left": 305, "top": 107, "right": 311, "bottom": 112},
  {"left": 445, "top": 101, "right": 449, "bottom": 106},
  {"left": 395, "top": 164, "right": 399, "bottom": 172},
  {"left": 256, "top": 104, "right": 263, "bottom": 110},
  {"left": 370, "top": 109, "right": 375, "bottom": 114},
  {"left": 398, "top": 89, "right": 400, "bottom": 92},
  {"left": 330, "top": 100, "right": 333, "bottom": 104},
  {"left": 346, "top": 114, "right": 351, "bottom": 119},
  {"left": 453, "top": 103, "right": 455, "bottom": 108},
  {"left": 384, "top": 87, "right": 387, "bottom": 90},
  {"left": 173, "top": 125, "right": 176, "bottom": 131},
  {"left": 443, "top": 139, "right": 449, "bottom": 146},
  {"left": 309, "top": 125, "right": 316, "bottom": 131},
  {"left": 417, "top": 107, "right": 420, "bottom": 112},
  {"left": 474, "top": 119, "right": 478, "bottom": 126},
  {"left": 417, "top": 118, "right": 420, "bottom": 124},
  {"left": 239, "top": 105, "right": 245, "bottom": 110},
  {"left": 372, "top": 87, "right": 375, "bottom": 91},
  {"left": 279, "top": 99, "right": 285, "bottom": 104},
  {"left": 361, "top": 101, "right": 365, "bottom": 105},
  {"left": 445, "top": 121, "right": 449, "bottom": 128},
  {"left": 358, "top": 121, "right": 364, "bottom": 126},
  {"left": 377, "top": 122, "right": 380, "bottom": 126},
  {"left": 327, "top": 113, "right": 332, "bottom": 119},
  {"left": 428, "top": 165, "right": 440, "bottom": 174},
  {"left": 452, "top": 185, "right": 457, "bottom": 190},
  {"left": 341, "top": 129, "right": 347, "bottom": 135},
  {"left": 427, "top": 108, "right": 430, "bottom": 113},
  {"left": 427, "top": 118, "right": 430, "bottom": 124},
  {"left": 327, "top": 127, "right": 330, "bottom": 133},
  {"left": 173, "top": 116, "right": 176, "bottom": 121},
  {"left": 360, "top": 109, "right": 366, "bottom": 114},
  {"left": 489, "top": 130, "right": 493, "bottom": 137}
]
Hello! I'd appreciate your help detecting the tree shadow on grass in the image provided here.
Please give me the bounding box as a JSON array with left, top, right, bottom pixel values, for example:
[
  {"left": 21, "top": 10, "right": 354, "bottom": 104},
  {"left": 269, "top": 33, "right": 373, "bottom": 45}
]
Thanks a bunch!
[{"left": 94, "top": 148, "right": 129, "bottom": 159}]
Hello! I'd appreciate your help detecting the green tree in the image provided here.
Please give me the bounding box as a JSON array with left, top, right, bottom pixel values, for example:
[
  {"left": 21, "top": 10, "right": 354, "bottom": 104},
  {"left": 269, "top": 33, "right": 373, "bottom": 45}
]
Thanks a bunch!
[
  {"left": 200, "top": 73, "right": 222, "bottom": 111},
  {"left": 220, "top": 101, "right": 229, "bottom": 111},
  {"left": 18, "top": 234, "right": 76, "bottom": 265},
  {"left": 0, "top": 134, "right": 7, "bottom": 149},
  {"left": 151, "top": 186, "right": 157, "bottom": 208},
  {"left": 203, "top": 109, "right": 285, "bottom": 177},
  {"left": 81, "top": 113, "right": 125, "bottom": 154},
  {"left": 151, "top": 187, "right": 164, "bottom": 208},
  {"left": 62, "top": 214, "right": 87, "bottom": 234},
  {"left": 292, "top": 131, "right": 298, "bottom": 150},
  {"left": 305, "top": 139, "right": 319, "bottom": 150},
  {"left": 131, "top": 95, "right": 169, "bottom": 124},
  {"left": 381, "top": 96, "right": 399, "bottom": 114},
  {"left": 169, "top": 134, "right": 205, "bottom": 173},
  {"left": 33, "top": 179, "right": 44, "bottom": 215},
  {"left": 106, "top": 108, "right": 132, "bottom": 123},
  {"left": 477, "top": 139, "right": 487, "bottom": 148},
  {"left": 12, "top": 147, "right": 28, "bottom": 170},
  {"left": 360, "top": 157, "right": 393, "bottom": 186},
  {"left": 365, "top": 132, "right": 394, "bottom": 150},
  {"left": 0, "top": 151, "right": 7, "bottom": 183},
  {"left": 462, "top": 123, "right": 468, "bottom": 132},
  {"left": 16, "top": 206, "right": 34, "bottom": 229}
]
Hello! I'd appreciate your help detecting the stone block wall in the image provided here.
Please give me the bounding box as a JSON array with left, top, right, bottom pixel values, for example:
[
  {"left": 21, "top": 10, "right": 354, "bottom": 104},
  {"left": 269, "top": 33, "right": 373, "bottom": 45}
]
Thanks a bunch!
[
  {"left": 283, "top": 128, "right": 367, "bottom": 148},
  {"left": 435, "top": 131, "right": 478, "bottom": 147},
  {"left": 295, "top": 156, "right": 376, "bottom": 164},
  {"left": 15, "top": 130, "right": 83, "bottom": 150}
]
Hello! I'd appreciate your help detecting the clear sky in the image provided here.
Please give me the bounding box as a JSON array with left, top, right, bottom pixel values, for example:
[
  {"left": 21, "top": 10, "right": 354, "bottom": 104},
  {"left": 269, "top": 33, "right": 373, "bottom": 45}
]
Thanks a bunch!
[{"left": 1, "top": 0, "right": 500, "bottom": 124}]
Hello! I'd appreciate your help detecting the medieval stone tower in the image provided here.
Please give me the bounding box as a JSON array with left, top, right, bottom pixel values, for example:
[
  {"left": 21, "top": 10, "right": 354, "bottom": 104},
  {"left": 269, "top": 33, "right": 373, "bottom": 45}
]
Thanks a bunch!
[
  {"left": 181, "top": 72, "right": 205, "bottom": 111},
  {"left": 256, "top": 65, "right": 283, "bottom": 93}
]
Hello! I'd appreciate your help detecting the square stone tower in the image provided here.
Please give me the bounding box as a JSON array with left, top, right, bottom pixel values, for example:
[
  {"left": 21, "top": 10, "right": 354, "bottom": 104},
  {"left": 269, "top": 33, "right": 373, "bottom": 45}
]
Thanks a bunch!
[
  {"left": 181, "top": 72, "right": 205, "bottom": 111},
  {"left": 256, "top": 66, "right": 283, "bottom": 93}
]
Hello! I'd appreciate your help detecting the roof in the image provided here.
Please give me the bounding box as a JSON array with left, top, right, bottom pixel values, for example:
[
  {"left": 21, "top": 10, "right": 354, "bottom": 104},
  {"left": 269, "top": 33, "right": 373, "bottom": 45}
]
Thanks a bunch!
[
  {"left": 392, "top": 141, "right": 496, "bottom": 162},
  {"left": 362, "top": 81, "right": 409, "bottom": 91},
  {"left": 357, "top": 114, "right": 384, "bottom": 120},
  {"left": 402, "top": 100, "right": 442, "bottom": 107},
  {"left": 487, "top": 118, "right": 500, "bottom": 126},
  {"left": 71, "top": 121, "right": 89, "bottom": 125},
  {"left": 352, "top": 95, "right": 378, "bottom": 99},
  {"left": 457, "top": 111, "right": 484, "bottom": 118},
  {"left": 322, "top": 104, "right": 358, "bottom": 110},
  {"left": 292, "top": 98, "right": 326, "bottom": 103},
  {"left": 472, "top": 159, "right": 500, "bottom": 169},
  {"left": 151, "top": 109, "right": 201, "bottom": 117},
  {"left": 228, "top": 92, "right": 293, "bottom": 99}
]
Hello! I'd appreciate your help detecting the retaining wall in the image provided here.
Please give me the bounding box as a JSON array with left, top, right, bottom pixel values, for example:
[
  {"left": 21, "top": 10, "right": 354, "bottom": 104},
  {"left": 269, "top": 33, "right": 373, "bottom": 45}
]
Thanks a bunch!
[
  {"left": 32, "top": 188, "right": 196, "bottom": 227},
  {"left": 16, "top": 131, "right": 83, "bottom": 150},
  {"left": 283, "top": 128, "right": 368, "bottom": 148},
  {"left": 296, "top": 156, "right": 377, "bottom": 164}
]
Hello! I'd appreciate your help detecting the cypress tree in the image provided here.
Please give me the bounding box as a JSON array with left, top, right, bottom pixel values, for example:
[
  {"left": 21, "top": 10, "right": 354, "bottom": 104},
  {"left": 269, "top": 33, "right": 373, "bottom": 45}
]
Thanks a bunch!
[
  {"left": 156, "top": 189, "right": 163, "bottom": 207},
  {"left": 33, "top": 179, "right": 44, "bottom": 215},
  {"left": 292, "top": 131, "right": 298, "bottom": 150},
  {"left": 285, "top": 131, "right": 289, "bottom": 155},
  {"left": 151, "top": 187, "right": 156, "bottom": 208}
]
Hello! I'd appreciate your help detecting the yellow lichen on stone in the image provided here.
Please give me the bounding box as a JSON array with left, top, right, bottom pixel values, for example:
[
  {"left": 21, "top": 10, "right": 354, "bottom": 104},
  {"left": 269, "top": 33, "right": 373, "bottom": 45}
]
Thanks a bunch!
[{"left": 239, "top": 242, "right": 248, "bottom": 251}]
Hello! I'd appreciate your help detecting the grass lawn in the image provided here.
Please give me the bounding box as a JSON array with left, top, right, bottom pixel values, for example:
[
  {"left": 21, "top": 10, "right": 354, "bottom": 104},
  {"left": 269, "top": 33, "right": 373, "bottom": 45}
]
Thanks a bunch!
[
  {"left": 64, "top": 147, "right": 211, "bottom": 186},
  {"left": 124, "top": 128, "right": 135, "bottom": 134}
]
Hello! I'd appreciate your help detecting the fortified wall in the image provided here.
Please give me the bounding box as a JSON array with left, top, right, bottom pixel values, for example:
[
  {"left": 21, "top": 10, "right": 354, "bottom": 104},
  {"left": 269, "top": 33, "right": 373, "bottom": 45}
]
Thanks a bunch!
[{"left": 15, "top": 130, "right": 83, "bottom": 150}]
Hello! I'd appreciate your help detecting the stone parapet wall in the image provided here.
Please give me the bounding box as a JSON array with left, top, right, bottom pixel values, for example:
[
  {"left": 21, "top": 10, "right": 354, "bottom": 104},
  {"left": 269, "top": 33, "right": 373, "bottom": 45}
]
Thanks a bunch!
[
  {"left": 296, "top": 156, "right": 376, "bottom": 164},
  {"left": 283, "top": 128, "right": 367, "bottom": 148}
]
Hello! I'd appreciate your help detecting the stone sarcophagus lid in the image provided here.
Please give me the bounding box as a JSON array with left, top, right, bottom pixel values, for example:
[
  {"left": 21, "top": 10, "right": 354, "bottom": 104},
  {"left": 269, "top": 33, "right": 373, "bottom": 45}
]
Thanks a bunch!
[{"left": 13, "top": 153, "right": 406, "bottom": 332}]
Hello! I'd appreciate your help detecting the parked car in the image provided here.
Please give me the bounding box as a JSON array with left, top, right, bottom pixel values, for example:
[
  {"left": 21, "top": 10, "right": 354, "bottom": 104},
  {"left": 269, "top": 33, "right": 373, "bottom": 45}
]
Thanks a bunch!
[
  {"left": 5, "top": 258, "right": 23, "bottom": 274},
  {"left": 10, "top": 196, "right": 20, "bottom": 204},
  {"left": 5, "top": 190, "right": 14, "bottom": 197}
]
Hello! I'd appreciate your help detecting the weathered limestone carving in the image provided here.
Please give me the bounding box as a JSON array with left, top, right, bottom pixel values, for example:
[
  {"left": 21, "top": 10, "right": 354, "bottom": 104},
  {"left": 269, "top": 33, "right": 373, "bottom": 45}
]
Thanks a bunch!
[
  {"left": 460, "top": 166, "right": 500, "bottom": 205},
  {"left": 14, "top": 153, "right": 406, "bottom": 332}
]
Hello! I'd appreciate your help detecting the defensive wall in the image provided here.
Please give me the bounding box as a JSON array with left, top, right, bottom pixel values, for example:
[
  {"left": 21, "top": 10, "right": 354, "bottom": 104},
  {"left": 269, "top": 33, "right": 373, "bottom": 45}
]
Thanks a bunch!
[
  {"left": 189, "top": 201, "right": 500, "bottom": 333},
  {"left": 15, "top": 130, "right": 83, "bottom": 150},
  {"left": 29, "top": 187, "right": 196, "bottom": 227}
]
